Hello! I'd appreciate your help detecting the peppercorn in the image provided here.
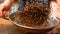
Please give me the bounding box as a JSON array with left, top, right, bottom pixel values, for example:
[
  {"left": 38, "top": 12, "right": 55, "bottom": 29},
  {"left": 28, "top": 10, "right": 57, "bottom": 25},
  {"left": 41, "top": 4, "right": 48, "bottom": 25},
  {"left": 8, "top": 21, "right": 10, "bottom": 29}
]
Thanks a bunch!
[{"left": 12, "top": 1, "right": 50, "bottom": 28}]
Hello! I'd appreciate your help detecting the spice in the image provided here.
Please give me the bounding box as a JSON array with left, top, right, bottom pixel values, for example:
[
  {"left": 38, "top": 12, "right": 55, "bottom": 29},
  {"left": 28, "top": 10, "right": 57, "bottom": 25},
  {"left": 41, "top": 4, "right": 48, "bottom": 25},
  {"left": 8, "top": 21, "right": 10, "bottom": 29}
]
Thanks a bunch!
[{"left": 12, "top": 1, "right": 50, "bottom": 28}]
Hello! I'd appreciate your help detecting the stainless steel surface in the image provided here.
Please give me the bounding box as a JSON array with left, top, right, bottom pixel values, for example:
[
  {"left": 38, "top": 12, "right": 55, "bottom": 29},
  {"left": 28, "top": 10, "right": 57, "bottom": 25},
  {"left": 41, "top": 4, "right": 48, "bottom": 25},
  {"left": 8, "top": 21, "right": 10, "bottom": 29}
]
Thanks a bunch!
[
  {"left": 9, "top": 11, "right": 59, "bottom": 29},
  {"left": 0, "top": 18, "right": 60, "bottom": 34},
  {"left": 10, "top": 3, "right": 19, "bottom": 14}
]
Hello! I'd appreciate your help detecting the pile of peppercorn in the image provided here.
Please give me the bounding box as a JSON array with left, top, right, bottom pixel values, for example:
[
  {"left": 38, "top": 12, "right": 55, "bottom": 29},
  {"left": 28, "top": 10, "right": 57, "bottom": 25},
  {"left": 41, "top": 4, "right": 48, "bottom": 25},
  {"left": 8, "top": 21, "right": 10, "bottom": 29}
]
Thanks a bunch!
[{"left": 12, "top": 1, "right": 50, "bottom": 28}]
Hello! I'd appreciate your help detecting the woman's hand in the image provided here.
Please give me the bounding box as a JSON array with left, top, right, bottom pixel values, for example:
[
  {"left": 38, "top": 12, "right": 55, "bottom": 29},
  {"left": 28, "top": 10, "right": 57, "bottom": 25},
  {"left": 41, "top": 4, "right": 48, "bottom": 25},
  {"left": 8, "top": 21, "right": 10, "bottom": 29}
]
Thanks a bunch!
[
  {"left": 0, "top": 3, "right": 10, "bottom": 17},
  {"left": 0, "top": 0, "right": 14, "bottom": 17},
  {"left": 50, "top": 1, "right": 60, "bottom": 20},
  {"left": 47, "top": 1, "right": 60, "bottom": 34}
]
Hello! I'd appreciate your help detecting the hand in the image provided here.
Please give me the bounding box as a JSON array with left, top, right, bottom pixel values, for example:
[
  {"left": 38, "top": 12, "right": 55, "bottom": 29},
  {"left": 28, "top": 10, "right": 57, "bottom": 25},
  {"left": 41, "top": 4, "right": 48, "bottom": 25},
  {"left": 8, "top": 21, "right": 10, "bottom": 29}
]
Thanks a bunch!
[
  {"left": 0, "top": 0, "right": 13, "bottom": 17},
  {"left": 0, "top": 3, "right": 10, "bottom": 17},
  {"left": 50, "top": 1, "right": 60, "bottom": 20}
]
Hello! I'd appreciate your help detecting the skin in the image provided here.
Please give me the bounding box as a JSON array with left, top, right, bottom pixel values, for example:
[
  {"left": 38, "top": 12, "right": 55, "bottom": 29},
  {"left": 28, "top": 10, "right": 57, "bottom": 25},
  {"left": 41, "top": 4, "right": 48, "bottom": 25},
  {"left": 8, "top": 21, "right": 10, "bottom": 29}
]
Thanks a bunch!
[
  {"left": 56, "top": 0, "right": 60, "bottom": 20},
  {"left": 47, "top": 1, "right": 60, "bottom": 33},
  {"left": 51, "top": 1, "right": 60, "bottom": 20},
  {"left": 0, "top": 0, "right": 18, "bottom": 17}
]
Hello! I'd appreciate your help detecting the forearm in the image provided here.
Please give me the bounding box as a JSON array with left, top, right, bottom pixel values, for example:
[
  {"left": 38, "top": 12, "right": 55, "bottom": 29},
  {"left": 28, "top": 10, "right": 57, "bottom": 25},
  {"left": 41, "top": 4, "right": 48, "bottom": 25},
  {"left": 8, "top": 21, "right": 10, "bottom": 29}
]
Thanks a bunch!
[
  {"left": 4, "top": 0, "right": 14, "bottom": 6},
  {"left": 4, "top": 0, "right": 18, "bottom": 5},
  {"left": 5, "top": 0, "right": 14, "bottom": 3}
]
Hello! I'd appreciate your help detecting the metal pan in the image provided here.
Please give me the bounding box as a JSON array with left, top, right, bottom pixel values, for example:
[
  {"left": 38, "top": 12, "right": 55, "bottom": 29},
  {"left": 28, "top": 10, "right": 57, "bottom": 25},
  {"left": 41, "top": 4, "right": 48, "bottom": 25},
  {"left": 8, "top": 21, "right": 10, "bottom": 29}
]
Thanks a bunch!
[
  {"left": 8, "top": 11, "right": 59, "bottom": 33},
  {"left": 8, "top": 0, "right": 59, "bottom": 33}
]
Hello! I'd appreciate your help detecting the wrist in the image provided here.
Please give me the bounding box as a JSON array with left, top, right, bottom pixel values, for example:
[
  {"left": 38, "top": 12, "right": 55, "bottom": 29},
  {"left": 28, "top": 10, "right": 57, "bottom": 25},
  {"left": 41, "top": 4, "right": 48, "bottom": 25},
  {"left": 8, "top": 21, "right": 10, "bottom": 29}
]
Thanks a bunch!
[
  {"left": 4, "top": 0, "right": 14, "bottom": 5},
  {"left": 3, "top": 0, "right": 14, "bottom": 7},
  {"left": 5, "top": 0, "right": 14, "bottom": 3}
]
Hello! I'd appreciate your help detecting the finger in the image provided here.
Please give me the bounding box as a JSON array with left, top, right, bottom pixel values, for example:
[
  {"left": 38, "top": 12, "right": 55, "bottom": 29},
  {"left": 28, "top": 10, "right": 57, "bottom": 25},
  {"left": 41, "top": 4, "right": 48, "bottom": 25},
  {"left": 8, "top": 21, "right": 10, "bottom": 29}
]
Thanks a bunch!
[
  {"left": 56, "top": 16, "right": 60, "bottom": 21},
  {"left": 5, "top": 11, "right": 10, "bottom": 17},
  {"left": 0, "top": 4, "right": 4, "bottom": 11},
  {"left": 0, "top": 4, "right": 5, "bottom": 16},
  {"left": 2, "top": 11, "right": 10, "bottom": 17},
  {"left": 0, "top": 6, "right": 3, "bottom": 16},
  {"left": 0, "top": 11, "right": 2, "bottom": 16},
  {"left": 2, "top": 11, "right": 5, "bottom": 17}
]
